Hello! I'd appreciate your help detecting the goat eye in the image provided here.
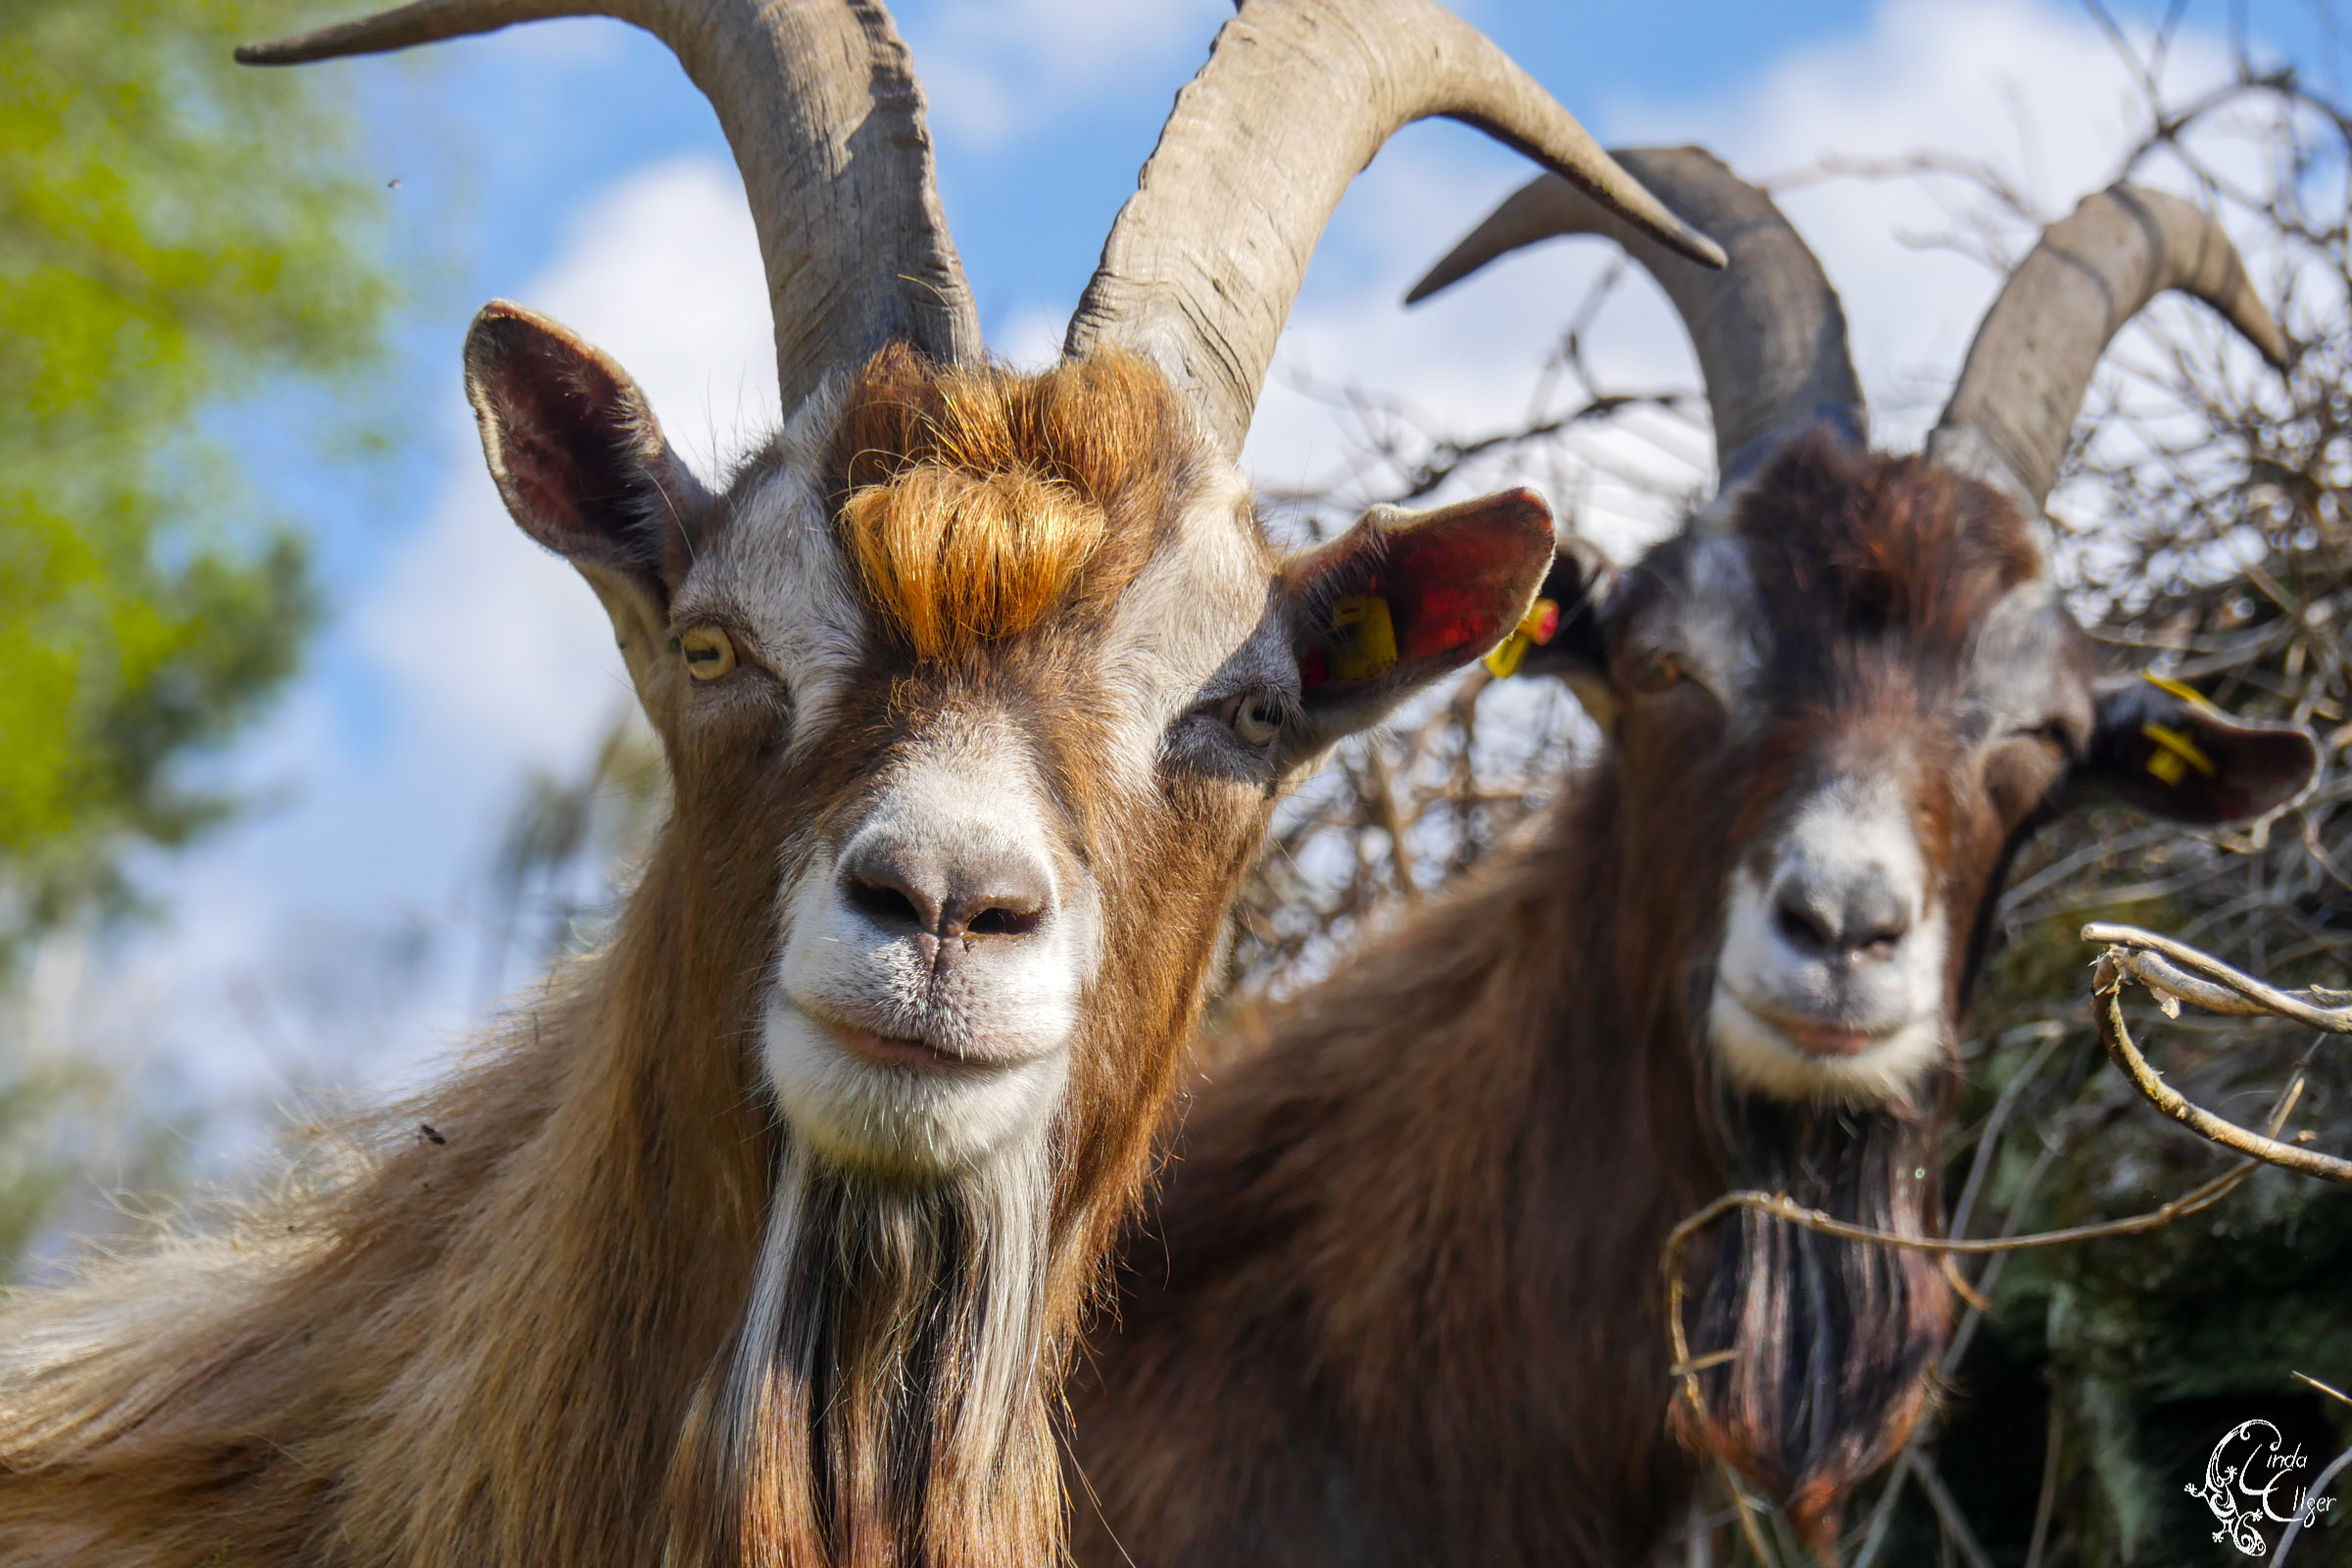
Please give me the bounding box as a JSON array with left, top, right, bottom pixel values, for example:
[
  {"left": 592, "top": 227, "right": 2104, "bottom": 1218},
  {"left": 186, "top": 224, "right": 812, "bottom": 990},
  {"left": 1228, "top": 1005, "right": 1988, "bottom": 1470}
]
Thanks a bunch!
[
  {"left": 679, "top": 626, "right": 737, "bottom": 681},
  {"left": 1627, "top": 654, "right": 1687, "bottom": 694},
  {"left": 2005, "top": 720, "right": 2072, "bottom": 756},
  {"left": 1218, "top": 692, "right": 1284, "bottom": 748}
]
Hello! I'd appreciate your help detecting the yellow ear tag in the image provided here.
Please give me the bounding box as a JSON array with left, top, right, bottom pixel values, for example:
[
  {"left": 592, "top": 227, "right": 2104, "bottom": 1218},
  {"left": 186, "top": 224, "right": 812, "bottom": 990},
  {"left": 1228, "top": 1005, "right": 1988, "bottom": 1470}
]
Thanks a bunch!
[
  {"left": 2143, "top": 668, "right": 2221, "bottom": 710},
  {"left": 2141, "top": 720, "right": 2217, "bottom": 785},
  {"left": 1329, "top": 595, "right": 1398, "bottom": 682},
  {"left": 1483, "top": 597, "right": 1563, "bottom": 679},
  {"left": 2137, "top": 672, "right": 2220, "bottom": 787}
]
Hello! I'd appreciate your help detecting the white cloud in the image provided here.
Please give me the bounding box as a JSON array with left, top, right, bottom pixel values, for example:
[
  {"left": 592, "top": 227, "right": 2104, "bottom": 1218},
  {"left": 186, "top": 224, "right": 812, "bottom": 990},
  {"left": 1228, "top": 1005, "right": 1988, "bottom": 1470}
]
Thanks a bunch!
[
  {"left": 906, "top": 0, "right": 1225, "bottom": 145},
  {"left": 50, "top": 156, "right": 778, "bottom": 1164},
  {"left": 359, "top": 157, "right": 774, "bottom": 769},
  {"left": 993, "top": 303, "right": 1068, "bottom": 371}
]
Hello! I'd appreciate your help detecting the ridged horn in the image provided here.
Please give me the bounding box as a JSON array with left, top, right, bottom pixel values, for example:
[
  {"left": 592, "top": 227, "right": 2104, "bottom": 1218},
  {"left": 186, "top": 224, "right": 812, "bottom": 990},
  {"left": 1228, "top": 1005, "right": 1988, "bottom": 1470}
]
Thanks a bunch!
[
  {"left": 1408, "top": 146, "right": 1864, "bottom": 489},
  {"left": 240, "top": 0, "right": 983, "bottom": 416},
  {"left": 1063, "top": 0, "right": 1728, "bottom": 461},
  {"left": 1928, "top": 183, "right": 2289, "bottom": 513}
]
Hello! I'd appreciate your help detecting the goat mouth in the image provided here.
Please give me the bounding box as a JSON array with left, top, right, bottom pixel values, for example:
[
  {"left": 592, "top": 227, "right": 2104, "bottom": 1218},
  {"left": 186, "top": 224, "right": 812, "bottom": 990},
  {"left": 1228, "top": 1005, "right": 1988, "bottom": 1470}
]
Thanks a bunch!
[
  {"left": 811, "top": 1018, "right": 987, "bottom": 1074},
  {"left": 833, "top": 1029, "right": 966, "bottom": 1072},
  {"left": 1709, "top": 987, "right": 1946, "bottom": 1106},
  {"left": 1725, "top": 993, "right": 1901, "bottom": 1058},
  {"left": 1764, "top": 1015, "right": 1879, "bottom": 1057}
]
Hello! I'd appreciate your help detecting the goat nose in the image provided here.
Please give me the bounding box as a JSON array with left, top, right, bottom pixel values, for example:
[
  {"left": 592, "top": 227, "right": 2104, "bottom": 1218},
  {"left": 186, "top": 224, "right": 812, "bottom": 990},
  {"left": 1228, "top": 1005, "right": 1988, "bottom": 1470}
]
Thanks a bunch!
[
  {"left": 839, "top": 837, "right": 1051, "bottom": 944},
  {"left": 1771, "top": 873, "right": 1911, "bottom": 960}
]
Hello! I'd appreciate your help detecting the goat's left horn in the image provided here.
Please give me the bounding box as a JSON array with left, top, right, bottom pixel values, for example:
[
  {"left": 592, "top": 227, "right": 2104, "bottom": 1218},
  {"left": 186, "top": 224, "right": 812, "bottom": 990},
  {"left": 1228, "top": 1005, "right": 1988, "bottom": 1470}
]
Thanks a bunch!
[
  {"left": 1062, "top": 0, "right": 1727, "bottom": 461},
  {"left": 1928, "top": 183, "right": 2289, "bottom": 514},
  {"left": 1407, "top": 146, "right": 1865, "bottom": 493},
  {"left": 238, "top": 0, "right": 982, "bottom": 419}
]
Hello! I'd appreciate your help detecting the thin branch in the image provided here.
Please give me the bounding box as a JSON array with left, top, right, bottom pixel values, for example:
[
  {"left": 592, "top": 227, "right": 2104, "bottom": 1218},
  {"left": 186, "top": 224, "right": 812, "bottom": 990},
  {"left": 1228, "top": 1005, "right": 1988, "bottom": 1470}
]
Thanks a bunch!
[
  {"left": 2294, "top": 1370, "right": 2352, "bottom": 1407},
  {"left": 2024, "top": 1399, "right": 2064, "bottom": 1568},
  {"left": 2088, "top": 929, "right": 2352, "bottom": 1182},
  {"left": 1913, "top": 1451, "right": 1999, "bottom": 1568}
]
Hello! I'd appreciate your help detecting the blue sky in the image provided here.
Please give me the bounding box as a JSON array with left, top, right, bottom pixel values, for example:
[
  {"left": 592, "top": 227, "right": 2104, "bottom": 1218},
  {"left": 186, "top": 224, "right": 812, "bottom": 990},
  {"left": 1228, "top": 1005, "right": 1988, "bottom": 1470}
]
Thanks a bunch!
[{"left": 30, "top": 0, "right": 2342, "bottom": 1167}]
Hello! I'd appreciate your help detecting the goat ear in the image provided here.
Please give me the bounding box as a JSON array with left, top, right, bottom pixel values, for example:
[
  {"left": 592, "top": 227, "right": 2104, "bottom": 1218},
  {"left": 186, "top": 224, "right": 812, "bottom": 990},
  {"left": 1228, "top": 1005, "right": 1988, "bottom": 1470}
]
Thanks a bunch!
[
  {"left": 1277, "top": 488, "right": 1555, "bottom": 754},
  {"left": 1509, "top": 536, "right": 1617, "bottom": 728},
  {"left": 2077, "top": 674, "right": 2319, "bottom": 823},
  {"left": 462, "top": 300, "right": 713, "bottom": 600}
]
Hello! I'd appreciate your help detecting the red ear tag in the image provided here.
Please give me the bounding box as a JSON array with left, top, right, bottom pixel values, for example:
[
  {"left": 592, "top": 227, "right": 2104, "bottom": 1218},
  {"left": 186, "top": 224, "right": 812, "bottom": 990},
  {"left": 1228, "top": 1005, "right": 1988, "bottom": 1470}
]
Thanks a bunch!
[
  {"left": 1483, "top": 597, "right": 1561, "bottom": 679},
  {"left": 1302, "top": 646, "right": 1330, "bottom": 689}
]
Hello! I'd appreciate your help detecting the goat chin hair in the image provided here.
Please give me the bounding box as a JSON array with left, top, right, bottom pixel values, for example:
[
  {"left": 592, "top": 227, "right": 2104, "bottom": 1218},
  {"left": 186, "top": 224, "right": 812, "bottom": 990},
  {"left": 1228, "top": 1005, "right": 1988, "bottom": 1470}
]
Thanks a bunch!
[
  {"left": 674, "top": 1131, "right": 1059, "bottom": 1568},
  {"left": 1675, "top": 1090, "right": 1952, "bottom": 1554}
]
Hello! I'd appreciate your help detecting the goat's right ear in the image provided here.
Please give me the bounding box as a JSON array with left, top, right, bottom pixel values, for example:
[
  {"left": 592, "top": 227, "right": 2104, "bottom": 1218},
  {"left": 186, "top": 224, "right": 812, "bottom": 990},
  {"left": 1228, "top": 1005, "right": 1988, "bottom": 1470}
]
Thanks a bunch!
[
  {"left": 1275, "top": 488, "right": 1556, "bottom": 760},
  {"left": 2078, "top": 673, "right": 2319, "bottom": 823},
  {"left": 462, "top": 300, "right": 713, "bottom": 603},
  {"left": 1509, "top": 536, "right": 1618, "bottom": 723}
]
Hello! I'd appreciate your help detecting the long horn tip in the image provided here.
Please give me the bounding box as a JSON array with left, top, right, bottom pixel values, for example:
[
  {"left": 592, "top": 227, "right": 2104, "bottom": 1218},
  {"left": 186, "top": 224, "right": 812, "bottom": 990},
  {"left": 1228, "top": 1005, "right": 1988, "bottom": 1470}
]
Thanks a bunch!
[
  {"left": 1666, "top": 221, "right": 1728, "bottom": 271},
  {"left": 1402, "top": 260, "right": 1469, "bottom": 308},
  {"left": 235, "top": 34, "right": 325, "bottom": 65},
  {"left": 1403, "top": 189, "right": 1728, "bottom": 310}
]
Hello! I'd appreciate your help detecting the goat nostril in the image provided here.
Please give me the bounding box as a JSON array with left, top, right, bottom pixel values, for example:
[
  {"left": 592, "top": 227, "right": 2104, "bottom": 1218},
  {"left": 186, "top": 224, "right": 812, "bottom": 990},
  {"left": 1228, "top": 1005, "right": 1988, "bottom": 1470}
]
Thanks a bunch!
[
  {"left": 1772, "top": 881, "right": 1912, "bottom": 959},
  {"left": 839, "top": 834, "right": 1052, "bottom": 944},
  {"left": 845, "top": 876, "right": 925, "bottom": 931},
  {"left": 1844, "top": 888, "right": 1913, "bottom": 957},
  {"left": 940, "top": 886, "right": 1047, "bottom": 941},
  {"left": 1855, "top": 922, "right": 1909, "bottom": 957},
  {"left": 1772, "top": 898, "right": 1836, "bottom": 954},
  {"left": 963, "top": 904, "right": 1043, "bottom": 939}
]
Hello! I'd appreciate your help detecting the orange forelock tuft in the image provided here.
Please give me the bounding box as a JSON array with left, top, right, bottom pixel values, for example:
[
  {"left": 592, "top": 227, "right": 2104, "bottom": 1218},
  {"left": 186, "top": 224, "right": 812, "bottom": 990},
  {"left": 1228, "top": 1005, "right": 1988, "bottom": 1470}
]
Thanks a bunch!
[
  {"left": 833, "top": 344, "right": 1193, "bottom": 660},
  {"left": 842, "top": 464, "right": 1108, "bottom": 659}
]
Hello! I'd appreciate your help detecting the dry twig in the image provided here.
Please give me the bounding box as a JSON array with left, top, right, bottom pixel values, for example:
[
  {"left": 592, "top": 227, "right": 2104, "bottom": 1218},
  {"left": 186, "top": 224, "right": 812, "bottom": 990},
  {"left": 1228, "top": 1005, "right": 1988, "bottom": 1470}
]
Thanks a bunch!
[{"left": 2087, "top": 921, "right": 2352, "bottom": 1181}]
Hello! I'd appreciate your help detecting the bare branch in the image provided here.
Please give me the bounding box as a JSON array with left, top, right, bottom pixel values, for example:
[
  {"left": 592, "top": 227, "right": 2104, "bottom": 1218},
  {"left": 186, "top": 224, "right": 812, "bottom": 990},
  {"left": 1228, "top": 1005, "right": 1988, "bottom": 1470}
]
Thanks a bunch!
[{"left": 2088, "top": 930, "right": 2352, "bottom": 1182}]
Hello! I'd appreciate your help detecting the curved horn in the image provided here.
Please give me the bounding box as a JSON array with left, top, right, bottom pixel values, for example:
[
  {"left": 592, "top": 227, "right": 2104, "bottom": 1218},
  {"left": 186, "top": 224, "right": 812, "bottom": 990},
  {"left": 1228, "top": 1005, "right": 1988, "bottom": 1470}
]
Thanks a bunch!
[
  {"left": 1928, "top": 183, "right": 2289, "bottom": 513},
  {"left": 1062, "top": 0, "right": 1728, "bottom": 460},
  {"left": 1407, "top": 147, "right": 1865, "bottom": 489},
  {"left": 240, "top": 0, "right": 982, "bottom": 416}
]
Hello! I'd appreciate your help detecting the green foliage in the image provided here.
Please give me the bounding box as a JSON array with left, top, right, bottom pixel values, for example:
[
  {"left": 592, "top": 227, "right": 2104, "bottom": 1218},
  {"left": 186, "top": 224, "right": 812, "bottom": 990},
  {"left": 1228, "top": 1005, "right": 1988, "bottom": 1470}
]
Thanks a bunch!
[{"left": 0, "top": 0, "right": 387, "bottom": 953}]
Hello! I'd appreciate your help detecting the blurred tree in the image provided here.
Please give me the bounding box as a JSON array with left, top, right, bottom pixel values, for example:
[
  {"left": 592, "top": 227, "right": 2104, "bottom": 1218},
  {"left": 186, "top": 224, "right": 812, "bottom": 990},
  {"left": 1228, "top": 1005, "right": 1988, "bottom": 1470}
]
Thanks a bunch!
[
  {"left": 0, "top": 0, "right": 388, "bottom": 958},
  {"left": 0, "top": 0, "right": 389, "bottom": 1275}
]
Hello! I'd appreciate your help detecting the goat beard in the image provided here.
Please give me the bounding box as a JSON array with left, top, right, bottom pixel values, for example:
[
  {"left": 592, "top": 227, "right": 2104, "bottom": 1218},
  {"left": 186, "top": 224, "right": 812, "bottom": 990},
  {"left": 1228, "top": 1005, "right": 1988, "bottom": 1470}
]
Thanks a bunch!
[
  {"left": 668, "top": 1135, "right": 1060, "bottom": 1568},
  {"left": 1672, "top": 1091, "right": 1953, "bottom": 1554}
]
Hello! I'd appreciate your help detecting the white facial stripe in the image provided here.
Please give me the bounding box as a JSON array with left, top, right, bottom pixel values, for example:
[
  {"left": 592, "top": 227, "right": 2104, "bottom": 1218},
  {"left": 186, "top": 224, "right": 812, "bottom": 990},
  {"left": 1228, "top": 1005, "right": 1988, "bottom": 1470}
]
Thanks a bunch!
[
  {"left": 1783, "top": 777, "right": 1930, "bottom": 914},
  {"left": 765, "top": 711, "right": 1102, "bottom": 1176},
  {"left": 1708, "top": 773, "right": 1950, "bottom": 1105},
  {"left": 681, "top": 383, "right": 871, "bottom": 741},
  {"left": 1964, "top": 578, "right": 2084, "bottom": 738},
  {"left": 1098, "top": 469, "right": 1274, "bottom": 785},
  {"left": 1645, "top": 537, "right": 1765, "bottom": 705}
]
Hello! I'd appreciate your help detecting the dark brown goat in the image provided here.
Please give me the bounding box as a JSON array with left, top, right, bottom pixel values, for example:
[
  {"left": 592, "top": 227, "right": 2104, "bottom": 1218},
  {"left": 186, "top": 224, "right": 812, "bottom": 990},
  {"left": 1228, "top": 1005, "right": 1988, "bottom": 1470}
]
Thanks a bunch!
[{"left": 1065, "top": 151, "right": 2321, "bottom": 1565}]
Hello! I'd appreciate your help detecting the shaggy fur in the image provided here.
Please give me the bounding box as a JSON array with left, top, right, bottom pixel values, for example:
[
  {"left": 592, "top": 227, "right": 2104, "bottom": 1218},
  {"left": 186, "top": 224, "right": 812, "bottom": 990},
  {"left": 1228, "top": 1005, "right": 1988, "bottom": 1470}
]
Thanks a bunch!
[
  {"left": 835, "top": 348, "right": 1188, "bottom": 659},
  {"left": 0, "top": 347, "right": 1277, "bottom": 1568},
  {"left": 1064, "top": 435, "right": 2107, "bottom": 1566}
]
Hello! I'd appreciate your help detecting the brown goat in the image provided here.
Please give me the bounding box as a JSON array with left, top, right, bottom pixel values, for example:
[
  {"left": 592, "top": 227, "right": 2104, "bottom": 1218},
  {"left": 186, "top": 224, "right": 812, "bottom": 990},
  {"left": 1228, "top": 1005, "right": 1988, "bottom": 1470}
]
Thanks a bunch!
[
  {"left": 0, "top": 10, "right": 1731, "bottom": 1566},
  {"left": 1065, "top": 152, "right": 2321, "bottom": 1565}
]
